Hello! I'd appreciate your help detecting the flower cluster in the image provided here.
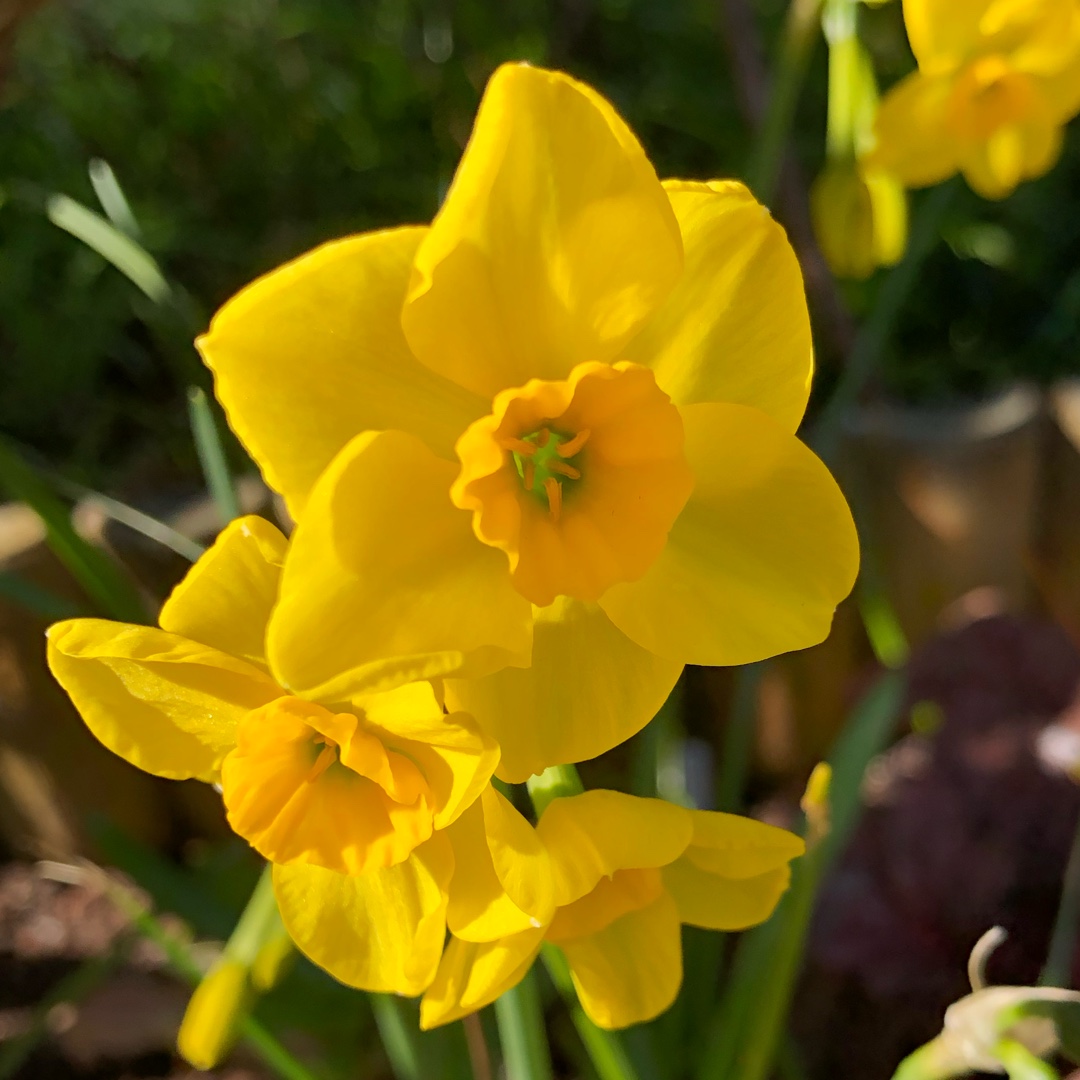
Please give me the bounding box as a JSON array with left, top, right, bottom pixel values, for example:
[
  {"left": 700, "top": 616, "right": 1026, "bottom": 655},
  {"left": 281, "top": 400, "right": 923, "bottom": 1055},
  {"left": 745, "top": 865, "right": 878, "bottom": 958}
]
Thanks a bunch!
[
  {"left": 48, "top": 63, "right": 858, "bottom": 1033},
  {"left": 872, "top": 0, "right": 1080, "bottom": 199}
]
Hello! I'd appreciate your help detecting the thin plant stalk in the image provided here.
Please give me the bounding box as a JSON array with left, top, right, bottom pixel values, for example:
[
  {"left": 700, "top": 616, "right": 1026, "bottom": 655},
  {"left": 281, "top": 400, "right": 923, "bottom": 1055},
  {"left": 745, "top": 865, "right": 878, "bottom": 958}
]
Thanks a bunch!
[
  {"left": 371, "top": 995, "right": 425, "bottom": 1080},
  {"left": 746, "top": 0, "right": 825, "bottom": 204},
  {"left": 1041, "top": 812, "right": 1080, "bottom": 987},
  {"left": 495, "top": 970, "right": 555, "bottom": 1080},
  {"left": 714, "top": 662, "right": 765, "bottom": 814}
]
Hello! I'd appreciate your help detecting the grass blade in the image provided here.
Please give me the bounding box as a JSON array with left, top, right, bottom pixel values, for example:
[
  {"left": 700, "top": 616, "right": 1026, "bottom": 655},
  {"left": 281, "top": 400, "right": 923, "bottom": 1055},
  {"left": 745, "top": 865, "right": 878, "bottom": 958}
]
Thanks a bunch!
[
  {"left": 88, "top": 159, "right": 141, "bottom": 238},
  {"left": 187, "top": 388, "right": 241, "bottom": 526},
  {"left": 0, "top": 570, "right": 85, "bottom": 619},
  {"left": 0, "top": 436, "right": 148, "bottom": 623}
]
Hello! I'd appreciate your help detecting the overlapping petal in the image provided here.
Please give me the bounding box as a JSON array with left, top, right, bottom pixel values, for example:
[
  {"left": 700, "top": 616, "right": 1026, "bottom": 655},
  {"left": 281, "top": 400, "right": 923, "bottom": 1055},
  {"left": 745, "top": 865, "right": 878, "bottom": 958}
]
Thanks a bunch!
[
  {"left": 46, "top": 619, "right": 281, "bottom": 781},
  {"left": 444, "top": 600, "right": 682, "bottom": 784},
  {"left": 872, "top": 72, "right": 960, "bottom": 188},
  {"left": 621, "top": 181, "right": 812, "bottom": 433},
  {"left": 419, "top": 929, "right": 545, "bottom": 1029},
  {"left": 358, "top": 682, "right": 500, "bottom": 829},
  {"left": 402, "top": 63, "right": 683, "bottom": 399},
  {"left": 445, "top": 787, "right": 554, "bottom": 941},
  {"left": 158, "top": 515, "right": 286, "bottom": 672},
  {"left": 267, "top": 429, "right": 532, "bottom": 701},
  {"left": 198, "top": 227, "right": 487, "bottom": 517},
  {"left": 536, "top": 791, "right": 693, "bottom": 905},
  {"left": 557, "top": 891, "right": 683, "bottom": 1030},
  {"left": 958, "top": 112, "right": 1062, "bottom": 197},
  {"left": 599, "top": 403, "right": 859, "bottom": 667},
  {"left": 272, "top": 833, "right": 454, "bottom": 995}
]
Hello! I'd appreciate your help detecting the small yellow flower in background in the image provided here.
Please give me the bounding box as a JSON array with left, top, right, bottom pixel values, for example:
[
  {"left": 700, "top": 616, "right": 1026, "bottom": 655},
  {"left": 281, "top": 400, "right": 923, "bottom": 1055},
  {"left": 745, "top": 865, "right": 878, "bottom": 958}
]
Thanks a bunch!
[
  {"left": 419, "top": 790, "right": 805, "bottom": 1030},
  {"left": 199, "top": 62, "right": 859, "bottom": 783},
  {"left": 811, "top": 158, "right": 908, "bottom": 279},
  {"left": 872, "top": 0, "right": 1080, "bottom": 198},
  {"left": 47, "top": 515, "right": 499, "bottom": 994},
  {"left": 177, "top": 957, "right": 251, "bottom": 1070}
]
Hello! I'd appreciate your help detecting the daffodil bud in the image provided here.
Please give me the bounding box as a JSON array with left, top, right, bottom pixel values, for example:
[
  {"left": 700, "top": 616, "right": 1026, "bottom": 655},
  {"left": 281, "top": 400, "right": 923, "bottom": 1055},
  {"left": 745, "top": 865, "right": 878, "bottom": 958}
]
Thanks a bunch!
[
  {"left": 811, "top": 159, "right": 908, "bottom": 280},
  {"left": 177, "top": 957, "right": 253, "bottom": 1072}
]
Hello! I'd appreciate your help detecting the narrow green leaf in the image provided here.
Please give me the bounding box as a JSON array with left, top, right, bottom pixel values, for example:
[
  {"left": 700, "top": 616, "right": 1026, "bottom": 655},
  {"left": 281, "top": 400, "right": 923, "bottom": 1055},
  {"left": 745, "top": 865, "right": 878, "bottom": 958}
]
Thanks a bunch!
[
  {"left": 495, "top": 969, "right": 555, "bottom": 1080},
  {"left": 0, "top": 436, "right": 148, "bottom": 623},
  {"left": 88, "top": 159, "right": 141, "bottom": 238},
  {"left": 0, "top": 570, "right": 85, "bottom": 620},
  {"left": 46, "top": 193, "right": 171, "bottom": 305},
  {"left": 188, "top": 387, "right": 241, "bottom": 526}
]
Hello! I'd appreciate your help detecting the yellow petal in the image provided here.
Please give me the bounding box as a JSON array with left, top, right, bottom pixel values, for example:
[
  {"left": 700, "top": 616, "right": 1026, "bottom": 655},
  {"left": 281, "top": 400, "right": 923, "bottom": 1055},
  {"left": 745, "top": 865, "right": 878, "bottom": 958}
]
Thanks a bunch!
[
  {"left": 358, "top": 682, "right": 500, "bottom": 828},
  {"left": 159, "top": 515, "right": 287, "bottom": 672},
  {"left": 445, "top": 788, "right": 554, "bottom": 942},
  {"left": 620, "top": 181, "right": 812, "bottom": 433},
  {"left": 959, "top": 115, "right": 1063, "bottom": 198},
  {"left": 46, "top": 619, "right": 281, "bottom": 780},
  {"left": 199, "top": 227, "right": 487, "bottom": 517},
  {"left": 177, "top": 958, "right": 251, "bottom": 1071},
  {"left": 272, "top": 833, "right": 453, "bottom": 995},
  {"left": 536, "top": 790, "right": 693, "bottom": 906},
  {"left": 560, "top": 891, "right": 682, "bottom": 1029},
  {"left": 681, "top": 810, "right": 806, "bottom": 879},
  {"left": 871, "top": 72, "right": 960, "bottom": 189},
  {"left": 664, "top": 859, "right": 792, "bottom": 931},
  {"left": 444, "top": 599, "right": 682, "bottom": 784},
  {"left": 419, "top": 929, "right": 545, "bottom": 1029},
  {"left": 267, "top": 430, "right": 532, "bottom": 701},
  {"left": 902, "top": 0, "right": 987, "bottom": 73},
  {"left": 599, "top": 403, "right": 859, "bottom": 667},
  {"left": 547, "top": 867, "right": 663, "bottom": 943},
  {"left": 402, "top": 63, "right": 682, "bottom": 399}
]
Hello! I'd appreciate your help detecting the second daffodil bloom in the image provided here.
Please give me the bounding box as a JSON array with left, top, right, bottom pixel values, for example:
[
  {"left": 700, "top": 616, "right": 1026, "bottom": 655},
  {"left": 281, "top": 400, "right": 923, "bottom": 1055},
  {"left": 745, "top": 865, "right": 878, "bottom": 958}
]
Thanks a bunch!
[
  {"left": 872, "top": 0, "right": 1080, "bottom": 198},
  {"left": 46, "top": 515, "right": 500, "bottom": 995},
  {"left": 199, "top": 62, "right": 859, "bottom": 783},
  {"left": 420, "top": 790, "right": 805, "bottom": 1030}
]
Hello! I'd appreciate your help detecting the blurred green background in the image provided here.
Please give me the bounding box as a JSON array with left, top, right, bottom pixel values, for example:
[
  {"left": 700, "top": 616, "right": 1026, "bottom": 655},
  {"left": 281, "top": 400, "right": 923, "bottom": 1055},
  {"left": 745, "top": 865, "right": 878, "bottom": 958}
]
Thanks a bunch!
[{"left": 2, "top": 0, "right": 1080, "bottom": 497}]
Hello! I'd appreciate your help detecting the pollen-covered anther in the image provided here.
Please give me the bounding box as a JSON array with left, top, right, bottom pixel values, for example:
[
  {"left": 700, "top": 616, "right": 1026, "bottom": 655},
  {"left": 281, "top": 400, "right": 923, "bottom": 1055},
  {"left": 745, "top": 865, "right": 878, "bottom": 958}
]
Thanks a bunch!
[
  {"left": 556, "top": 429, "right": 590, "bottom": 457},
  {"left": 543, "top": 477, "right": 563, "bottom": 522},
  {"left": 547, "top": 460, "right": 580, "bottom": 480}
]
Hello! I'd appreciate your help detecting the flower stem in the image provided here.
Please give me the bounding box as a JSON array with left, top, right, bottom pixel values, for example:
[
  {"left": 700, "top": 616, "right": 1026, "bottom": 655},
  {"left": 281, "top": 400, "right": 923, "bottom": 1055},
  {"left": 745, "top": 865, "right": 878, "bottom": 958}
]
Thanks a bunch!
[
  {"left": 715, "top": 662, "right": 765, "bottom": 814},
  {"left": 526, "top": 763, "right": 584, "bottom": 817},
  {"left": 541, "top": 945, "right": 640, "bottom": 1080},
  {"left": 494, "top": 969, "right": 554, "bottom": 1080},
  {"left": 810, "top": 178, "right": 960, "bottom": 463},
  {"left": 1040, "top": 809, "right": 1080, "bottom": 987},
  {"left": 746, "top": 0, "right": 824, "bottom": 205}
]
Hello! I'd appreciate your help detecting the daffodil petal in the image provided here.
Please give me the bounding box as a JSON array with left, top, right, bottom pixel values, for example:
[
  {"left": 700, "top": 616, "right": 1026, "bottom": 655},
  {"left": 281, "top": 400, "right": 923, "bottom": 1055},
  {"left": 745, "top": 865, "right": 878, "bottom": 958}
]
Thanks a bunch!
[
  {"left": 272, "top": 833, "right": 453, "bottom": 995},
  {"left": 662, "top": 859, "right": 792, "bottom": 930},
  {"left": 871, "top": 72, "right": 959, "bottom": 189},
  {"left": 681, "top": 810, "right": 805, "bottom": 879},
  {"left": 198, "top": 227, "right": 487, "bottom": 517},
  {"left": 445, "top": 789, "right": 554, "bottom": 942},
  {"left": 599, "top": 403, "right": 859, "bottom": 667},
  {"left": 536, "top": 791, "right": 693, "bottom": 906},
  {"left": 560, "top": 891, "right": 682, "bottom": 1030},
  {"left": 267, "top": 430, "right": 532, "bottom": 701},
  {"left": 620, "top": 181, "right": 812, "bottom": 433},
  {"left": 444, "top": 599, "right": 681, "bottom": 784},
  {"left": 902, "top": 0, "right": 985, "bottom": 73},
  {"left": 402, "top": 63, "right": 682, "bottom": 399},
  {"left": 46, "top": 619, "right": 281, "bottom": 780},
  {"left": 419, "top": 929, "right": 545, "bottom": 1029},
  {"left": 159, "top": 515, "right": 287, "bottom": 672},
  {"left": 959, "top": 116, "right": 1062, "bottom": 199},
  {"left": 358, "top": 682, "right": 499, "bottom": 828}
]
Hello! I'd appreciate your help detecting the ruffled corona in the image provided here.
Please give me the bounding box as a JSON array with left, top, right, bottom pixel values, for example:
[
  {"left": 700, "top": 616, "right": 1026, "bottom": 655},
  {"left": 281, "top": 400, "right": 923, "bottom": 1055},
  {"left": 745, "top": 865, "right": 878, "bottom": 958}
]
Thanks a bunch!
[{"left": 451, "top": 362, "right": 693, "bottom": 606}]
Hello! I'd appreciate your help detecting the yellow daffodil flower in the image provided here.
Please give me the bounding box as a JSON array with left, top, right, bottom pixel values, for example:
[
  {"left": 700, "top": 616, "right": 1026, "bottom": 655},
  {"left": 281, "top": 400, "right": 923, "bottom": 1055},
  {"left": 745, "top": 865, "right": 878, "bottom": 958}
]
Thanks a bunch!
[
  {"left": 419, "top": 790, "right": 805, "bottom": 1030},
  {"left": 811, "top": 158, "right": 908, "bottom": 279},
  {"left": 46, "top": 515, "right": 499, "bottom": 993},
  {"left": 872, "top": 0, "right": 1080, "bottom": 198},
  {"left": 198, "top": 63, "right": 859, "bottom": 783}
]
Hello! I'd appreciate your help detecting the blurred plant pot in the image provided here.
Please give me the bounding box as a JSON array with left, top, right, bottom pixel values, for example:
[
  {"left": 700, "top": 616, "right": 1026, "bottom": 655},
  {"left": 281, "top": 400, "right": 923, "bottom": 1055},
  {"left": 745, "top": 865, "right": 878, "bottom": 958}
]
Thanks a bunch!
[{"left": 838, "top": 383, "right": 1043, "bottom": 646}]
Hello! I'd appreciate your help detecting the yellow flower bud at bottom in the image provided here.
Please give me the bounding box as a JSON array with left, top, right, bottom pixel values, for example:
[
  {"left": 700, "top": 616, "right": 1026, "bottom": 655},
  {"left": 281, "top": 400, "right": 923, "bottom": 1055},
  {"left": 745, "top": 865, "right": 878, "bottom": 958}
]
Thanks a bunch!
[
  {"left": 811, "top": 160, "right": 908, "bottom": 280},
  {"left": 177, "top": 957, "right": 253, "bottom": 1071}
]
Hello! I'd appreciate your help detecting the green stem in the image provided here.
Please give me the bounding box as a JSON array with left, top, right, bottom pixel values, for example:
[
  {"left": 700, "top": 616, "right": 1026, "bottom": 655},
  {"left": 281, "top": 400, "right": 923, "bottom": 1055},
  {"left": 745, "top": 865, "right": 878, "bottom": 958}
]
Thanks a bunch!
[
  {"left": 526, "top": 763, "right": 585, "bottom": 817},
  {"left": 226, "top": 864, "right": 282, "bottom": 965},
  {"left": 370, "top": 994, "right": 425, "bottom": 1080},
  {"left": 746, "top": 0, "right": 825, "bottom": 204},
  {"left": 495, "top": 969, "right": 554, "bottom": 1080},
  {"left": 715, "top": 662, "right": 765, "bottom": 814},
  {"left": 188, "top": 386, "right": 241, "bottom": 525},
  {"left": 811, "top": 179, "right": 960, "bottom": 463},
  {"left": 541, "top": 946, "right": 640, "bottom": 1080},
  {"left": 1041, "top": 810, "right": 1080, "bottom": 987}
]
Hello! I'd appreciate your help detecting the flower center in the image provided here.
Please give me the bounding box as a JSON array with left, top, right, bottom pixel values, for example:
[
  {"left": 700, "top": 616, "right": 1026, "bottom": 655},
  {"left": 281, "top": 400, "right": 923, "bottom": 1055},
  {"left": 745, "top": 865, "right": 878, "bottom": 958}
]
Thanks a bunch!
[
  {"left": 451, "top": 361, "right": 694, "bottom": 607},
  {"left": 503, "top": 426, "right": 591, "bottom": 521}
]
